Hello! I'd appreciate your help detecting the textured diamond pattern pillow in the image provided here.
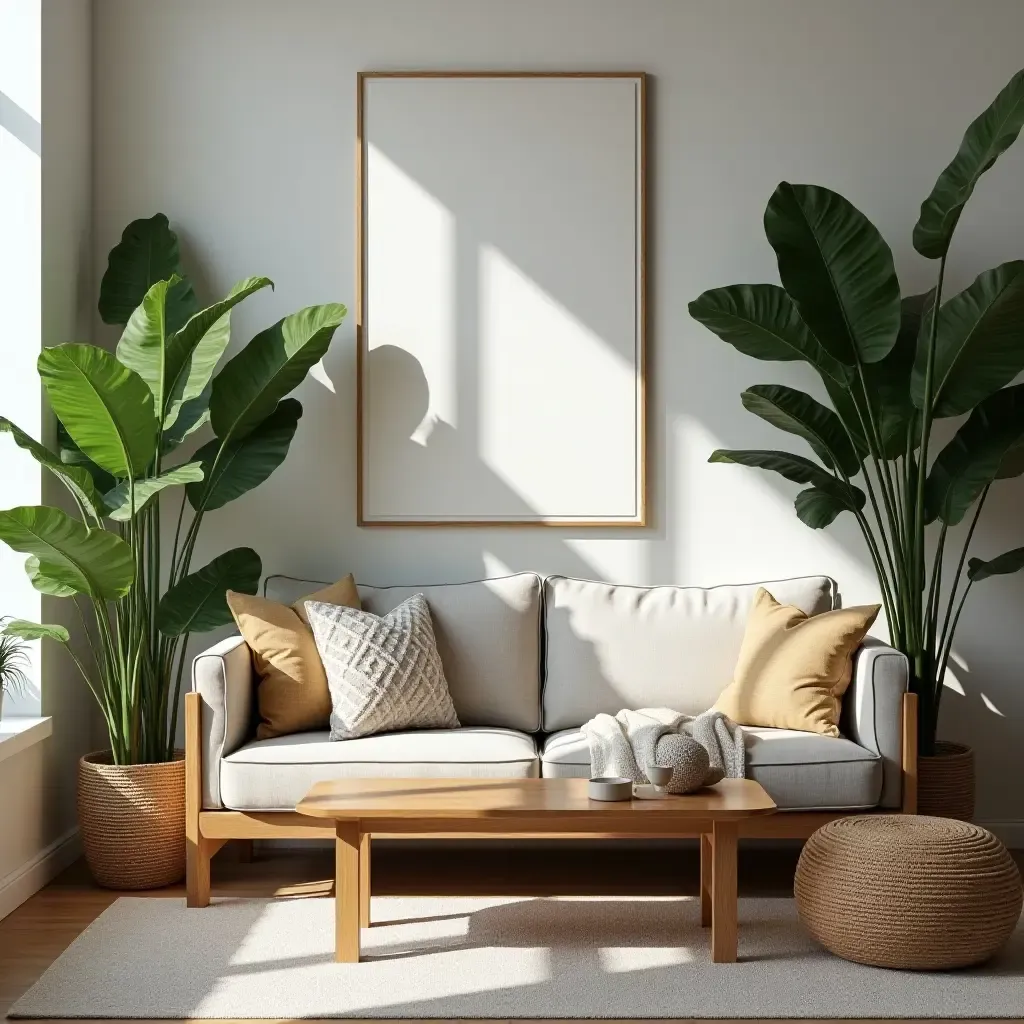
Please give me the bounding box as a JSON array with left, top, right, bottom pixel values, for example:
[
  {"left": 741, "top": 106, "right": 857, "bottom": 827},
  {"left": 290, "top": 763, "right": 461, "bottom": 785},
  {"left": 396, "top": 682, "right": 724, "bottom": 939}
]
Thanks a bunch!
[{"left": 305, "top": 595, "right": 460, "bottom": 740}]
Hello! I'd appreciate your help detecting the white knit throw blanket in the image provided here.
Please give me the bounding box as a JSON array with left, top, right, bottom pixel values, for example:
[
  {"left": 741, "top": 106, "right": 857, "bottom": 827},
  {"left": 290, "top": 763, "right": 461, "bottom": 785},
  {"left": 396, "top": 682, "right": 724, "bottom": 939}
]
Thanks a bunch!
[{"left": 582, "top": 707, "right": 746, "bottom": 785}]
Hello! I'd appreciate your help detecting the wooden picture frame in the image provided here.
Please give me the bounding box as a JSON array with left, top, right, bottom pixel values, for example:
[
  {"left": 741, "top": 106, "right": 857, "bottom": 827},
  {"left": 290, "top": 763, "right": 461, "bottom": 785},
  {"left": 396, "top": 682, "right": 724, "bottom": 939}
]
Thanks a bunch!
[{"left": 356, "top": 71, "right": 647, "bottom": 527}]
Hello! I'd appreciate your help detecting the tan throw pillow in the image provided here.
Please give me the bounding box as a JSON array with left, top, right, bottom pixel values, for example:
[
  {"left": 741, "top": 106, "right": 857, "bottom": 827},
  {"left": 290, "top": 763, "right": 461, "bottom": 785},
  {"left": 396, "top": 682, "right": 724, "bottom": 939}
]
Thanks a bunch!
[
  {"left": 714, "top": 587, "right": 880, "bottom": 737},
  {"left": 226, "top": 575, "right": 361, "bottom": 739}
]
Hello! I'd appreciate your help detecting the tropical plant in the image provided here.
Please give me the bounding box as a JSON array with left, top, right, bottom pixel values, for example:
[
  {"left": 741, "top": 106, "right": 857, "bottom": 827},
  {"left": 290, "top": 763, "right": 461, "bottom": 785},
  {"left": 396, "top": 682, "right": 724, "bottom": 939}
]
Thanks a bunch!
[
  {"left": 0, "top": 214, "right": 346, "bottom": 763},
  {"left": 0, "top": 616, "right": 33, "bottom": 708},
  {"left": 688, "top": 69, "right": 1024, "bottom": 755}
]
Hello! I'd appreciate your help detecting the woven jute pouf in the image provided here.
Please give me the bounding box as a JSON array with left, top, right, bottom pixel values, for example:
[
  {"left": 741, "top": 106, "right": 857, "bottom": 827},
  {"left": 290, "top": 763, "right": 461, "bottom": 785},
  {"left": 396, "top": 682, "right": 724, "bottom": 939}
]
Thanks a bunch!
[
  {"left": 78, "top": 751, "right": 186, "bottom": 890},
  {"left": 795, "top": 815, "right": 1022, "bottom": 970}
]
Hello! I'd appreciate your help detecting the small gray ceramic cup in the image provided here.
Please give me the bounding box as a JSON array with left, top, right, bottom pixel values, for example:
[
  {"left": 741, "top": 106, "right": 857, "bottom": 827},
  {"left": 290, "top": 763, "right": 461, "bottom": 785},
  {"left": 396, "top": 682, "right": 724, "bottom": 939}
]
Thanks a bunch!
[
  {"left": 588, "top": 777, "right": 633, "bottom": 801},
  {"left": 646, "top": 765, "right": 673, "bottom": 788}
]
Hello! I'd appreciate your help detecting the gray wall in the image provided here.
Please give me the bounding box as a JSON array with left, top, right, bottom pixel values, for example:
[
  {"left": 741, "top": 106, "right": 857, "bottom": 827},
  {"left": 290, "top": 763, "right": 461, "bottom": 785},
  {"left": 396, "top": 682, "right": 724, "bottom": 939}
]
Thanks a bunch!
[{"left": 92, "top": 0, "right": 1024, "bottom": 836}]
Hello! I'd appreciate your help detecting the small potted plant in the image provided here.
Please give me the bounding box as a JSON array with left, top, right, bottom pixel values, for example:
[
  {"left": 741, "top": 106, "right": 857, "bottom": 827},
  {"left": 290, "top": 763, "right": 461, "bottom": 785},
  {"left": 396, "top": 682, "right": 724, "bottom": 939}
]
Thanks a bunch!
[{"left": 0, "top": 616, "right": 32, "bottom": 719}]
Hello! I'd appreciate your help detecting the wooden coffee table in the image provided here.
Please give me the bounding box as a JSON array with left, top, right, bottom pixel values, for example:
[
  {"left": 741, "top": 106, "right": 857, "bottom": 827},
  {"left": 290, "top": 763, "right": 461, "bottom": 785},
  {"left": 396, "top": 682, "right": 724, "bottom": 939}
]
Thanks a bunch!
[{"left": 296, "top": 776, "right": 775, "bottom": 964}]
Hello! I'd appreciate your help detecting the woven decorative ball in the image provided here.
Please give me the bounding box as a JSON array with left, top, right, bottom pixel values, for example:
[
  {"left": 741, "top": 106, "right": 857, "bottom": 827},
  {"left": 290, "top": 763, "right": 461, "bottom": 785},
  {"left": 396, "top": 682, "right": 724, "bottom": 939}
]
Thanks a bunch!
[
  {"left": 654, "top": 733, "right": 721, "bottom": 793},
  {"left": 795, "top": 815, "right": 1022, "bottom": 970}
]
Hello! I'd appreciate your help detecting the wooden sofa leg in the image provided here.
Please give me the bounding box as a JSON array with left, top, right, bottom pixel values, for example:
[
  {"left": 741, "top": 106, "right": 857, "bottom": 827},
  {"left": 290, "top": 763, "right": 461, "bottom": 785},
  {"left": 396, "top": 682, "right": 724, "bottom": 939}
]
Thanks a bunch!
[
  {"left": 902, "top": 691, "right": 919, "bottom": 815},
  {"left": 185, "top": 691, "right": 213, "bottom": 907},
  {"left": 187, "top": 836, "right": 213, "bottom": 908},
  {"left": 360, "top": 834, "right": 371, "bottom": 927}
]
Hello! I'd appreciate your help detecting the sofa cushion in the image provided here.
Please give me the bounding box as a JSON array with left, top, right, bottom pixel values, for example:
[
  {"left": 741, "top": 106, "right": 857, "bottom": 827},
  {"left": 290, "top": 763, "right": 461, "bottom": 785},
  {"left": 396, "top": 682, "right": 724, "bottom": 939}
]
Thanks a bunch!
[
  {"left": 219, "top": 727, "right": 540, "bottom": 810},
  {"left": 227, "top": 575, "right": 360, "bottom": 740},
  {"left": 714, "top": 588, "right": 880, "bottom": 737},
  {"left": 307, "top": 596, "right": 460, "bottom": 740},
  {"left": 542, "top": 575, "right": 837, "bottom": 731},
  {"left": 539, "top": 726, "right": 881, "bottom": 810},
  {"left": 265, "top": 573, "right": 542, "bottom": 732}
]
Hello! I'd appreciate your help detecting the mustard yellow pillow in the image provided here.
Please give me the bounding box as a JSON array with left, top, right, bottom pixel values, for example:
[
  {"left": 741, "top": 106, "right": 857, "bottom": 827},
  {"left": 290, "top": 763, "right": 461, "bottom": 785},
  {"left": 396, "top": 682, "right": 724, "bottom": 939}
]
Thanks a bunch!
[
  {"left": 227, "top": 575, "right": 361, "bottom": 739},
  {"left": 714, "top": 587, "right": 880, "bottom": 737}
]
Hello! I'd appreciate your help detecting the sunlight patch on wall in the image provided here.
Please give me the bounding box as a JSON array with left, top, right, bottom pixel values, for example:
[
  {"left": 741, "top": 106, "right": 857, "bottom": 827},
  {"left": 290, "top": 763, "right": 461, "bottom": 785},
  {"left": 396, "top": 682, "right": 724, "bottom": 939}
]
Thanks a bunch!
[
  {"left": 980, "top": 693, "right": 1004, "bottom": 716},
  {"left": 942, "top": 655, "right": 967, "bottom": 696},
  {"left": 478, "top": 244, "right": 636, "bottom": 517},
  {"left": 365, "top": 143, "right": 455, "bottom": 443}
]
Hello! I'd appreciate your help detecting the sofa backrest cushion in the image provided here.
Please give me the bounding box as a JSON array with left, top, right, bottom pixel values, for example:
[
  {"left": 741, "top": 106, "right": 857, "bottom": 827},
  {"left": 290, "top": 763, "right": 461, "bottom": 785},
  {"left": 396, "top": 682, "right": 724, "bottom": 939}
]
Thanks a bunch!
[
  {"left": 265, "top": 572, "right": 543, "bottom": 732},
  {"left": 542, "top": 575, "right": 838, "bottom": 731}
]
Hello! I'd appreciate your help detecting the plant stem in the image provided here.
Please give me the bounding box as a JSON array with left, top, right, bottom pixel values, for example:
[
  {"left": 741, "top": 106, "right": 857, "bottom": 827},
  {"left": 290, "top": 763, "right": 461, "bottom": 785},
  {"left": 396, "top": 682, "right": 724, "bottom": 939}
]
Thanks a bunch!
[
  {"left": 166, "top": 635, "right": 191, "bottom": 760},
  {"left": 914, "top": 257, "right": 946, "bottom": 655},
  {"left": 936, "top": 487, "right": 987, "bottom": 672},
  {"left": 926, "top": 521, "right": 947, "bottom": 658}
]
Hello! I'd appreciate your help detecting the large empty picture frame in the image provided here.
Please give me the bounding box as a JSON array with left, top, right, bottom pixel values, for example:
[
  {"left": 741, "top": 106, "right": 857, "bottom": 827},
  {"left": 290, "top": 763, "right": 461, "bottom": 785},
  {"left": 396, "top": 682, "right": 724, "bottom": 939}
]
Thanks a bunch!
[{"left": 357, "top": 71, "right": 646, "bottom": 526}]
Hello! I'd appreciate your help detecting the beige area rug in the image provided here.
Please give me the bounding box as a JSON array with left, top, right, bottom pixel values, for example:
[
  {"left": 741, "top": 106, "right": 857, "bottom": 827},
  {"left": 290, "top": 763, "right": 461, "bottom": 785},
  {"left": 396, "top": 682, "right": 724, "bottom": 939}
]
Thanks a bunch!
[{"left": 9, "top": 895, "right": 1024, "bottom": 1019}]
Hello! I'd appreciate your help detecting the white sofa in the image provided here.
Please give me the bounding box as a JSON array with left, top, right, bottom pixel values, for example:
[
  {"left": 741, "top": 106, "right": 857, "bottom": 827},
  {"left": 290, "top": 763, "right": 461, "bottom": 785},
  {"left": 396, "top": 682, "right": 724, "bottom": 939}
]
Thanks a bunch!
[{"left": 191, "top": 572, "right": 910, "bottom": 816}]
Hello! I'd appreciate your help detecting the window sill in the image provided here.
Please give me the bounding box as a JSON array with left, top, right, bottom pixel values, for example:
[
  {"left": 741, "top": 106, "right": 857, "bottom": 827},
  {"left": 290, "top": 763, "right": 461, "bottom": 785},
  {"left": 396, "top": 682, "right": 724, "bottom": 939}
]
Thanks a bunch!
[{"left": 0, "top": 716, "right": 53, "bottom": 764}]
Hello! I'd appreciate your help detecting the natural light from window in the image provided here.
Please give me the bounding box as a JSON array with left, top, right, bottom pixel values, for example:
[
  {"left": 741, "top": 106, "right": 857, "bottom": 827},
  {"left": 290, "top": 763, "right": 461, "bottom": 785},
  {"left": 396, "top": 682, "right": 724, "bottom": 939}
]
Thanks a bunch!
[{"left": 0, "top": 0, "right": 42, "bottom": 714}]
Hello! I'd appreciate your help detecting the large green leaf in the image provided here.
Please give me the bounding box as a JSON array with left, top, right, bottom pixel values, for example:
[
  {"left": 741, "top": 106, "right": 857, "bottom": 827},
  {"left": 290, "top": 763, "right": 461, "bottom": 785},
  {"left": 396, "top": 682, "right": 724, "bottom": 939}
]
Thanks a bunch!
[
  {"left": 764, "top": 182, "right": 901, "bottom": 366},
  {"left": 209, "top": 303, "right": 345, "bottom": 442},
  {"left": 98, "top": 213, "right": 198, "bottom": 332},
  {"left": 57, "top": 421, "right": 116, "bottom": 498},
  {"left": 912, "top": 262, "right": 1024, "bottom": 417},
  {"left": 925, "top": 383, "right": 1024, "bottom": 525},
  {"left": 161, "top": 388, "right": 211, "bottom": 456},
  {"left": 825, "top": 291, "right": 929, "bottom": 460},
  {"left": 710, "top": 449, "right": 865, "bottom": 529},
  {"left": 997, "top": 439, "right": 1024, "bottom": 480},
  {"left": 0, "top": 417, "right": 105, "bottom": 520},
  {"left": 0, "top": 506, "right": 134, "bottom": 599},
  {"left": 741, "top": 385, "right": 860, "bottom": 476},
  {"left": 38, "top": 344, "right": 158, "bottom": 479},
  {"left": 968, "top": 546, "right": 1024, "bottom": 583},
  {"left": 187, "top": 399, "right": 302, "bottom": 512},
  {"left": 687, "top": 284, "right": 850, "bottom": 383},
  {"left": 709, "top": 448, "right": 854, "bottom": 493},
  {"left": 914, "top": 70, "right": 1024, "bottom": 259},
  {"left": 115, "top": 277, "right": 178, "bottom": 415},
  {"left": 157, "top": 547, "right": 261, "bottom": 636},
  {"left": 163, "top": 276, "right": 274, "bottom": 431},
  {"left": 795, "top": 485, "right": 866, "bottom": 529},
  {"left": 2, "top": 620, "right": 70, "bottom": 643},
  {"left": 103, "top": 462, "right": 205, "bottom": 522},
  {"left": 24, "top": 555, "right": 76, "bottom": 598}
]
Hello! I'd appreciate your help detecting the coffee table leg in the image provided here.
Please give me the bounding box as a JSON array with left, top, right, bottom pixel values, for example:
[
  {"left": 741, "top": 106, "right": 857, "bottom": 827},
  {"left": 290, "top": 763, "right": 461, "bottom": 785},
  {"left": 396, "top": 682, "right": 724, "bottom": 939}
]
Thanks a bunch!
[
  {"left": 711, "top": 819, "right": 738, "bottom": 963},
  {"left": 335, "top": 822, "right": 361, "bottom": 963},
  {"left": 359, "top": 833, "right": 371, "bottom": 928},
  {"left": 700, "top": 833, "right": 713, "bottom": 927}
]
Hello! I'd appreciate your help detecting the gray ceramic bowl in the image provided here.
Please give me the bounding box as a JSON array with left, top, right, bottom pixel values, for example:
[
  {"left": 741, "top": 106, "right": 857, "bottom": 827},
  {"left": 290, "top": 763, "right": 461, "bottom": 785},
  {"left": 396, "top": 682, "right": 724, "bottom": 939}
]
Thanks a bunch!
[
  {"left": 588, "top": 777, "right": 633, "bottom": 801},
  {"left": 646, "top": 765, "right": 673, "bottom": 787}
]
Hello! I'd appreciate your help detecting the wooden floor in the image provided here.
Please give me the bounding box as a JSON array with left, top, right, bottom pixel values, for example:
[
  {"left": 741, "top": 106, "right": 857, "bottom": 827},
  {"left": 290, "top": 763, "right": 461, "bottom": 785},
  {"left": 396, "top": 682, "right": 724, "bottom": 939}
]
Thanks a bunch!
[{"left": 2, "top": 840, "right": 1021, "bottom": 1023}]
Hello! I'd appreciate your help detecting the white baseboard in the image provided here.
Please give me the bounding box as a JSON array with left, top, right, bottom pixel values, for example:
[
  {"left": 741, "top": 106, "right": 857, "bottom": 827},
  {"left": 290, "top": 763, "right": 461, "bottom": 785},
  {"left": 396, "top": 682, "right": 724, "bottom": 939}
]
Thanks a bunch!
[
  {"left": 0, "top": 827, "right": 81, "bottom": 921},
  {"left": 977, "top": 820, "right": 1024, "bottom": 849}
]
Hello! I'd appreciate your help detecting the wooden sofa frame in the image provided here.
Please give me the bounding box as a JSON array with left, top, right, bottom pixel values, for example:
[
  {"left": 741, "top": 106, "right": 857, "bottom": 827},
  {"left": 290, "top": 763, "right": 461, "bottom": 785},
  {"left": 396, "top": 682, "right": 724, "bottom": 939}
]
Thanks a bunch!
[{"left": 184, "top": 690, "right": 919, "bottom": 907}]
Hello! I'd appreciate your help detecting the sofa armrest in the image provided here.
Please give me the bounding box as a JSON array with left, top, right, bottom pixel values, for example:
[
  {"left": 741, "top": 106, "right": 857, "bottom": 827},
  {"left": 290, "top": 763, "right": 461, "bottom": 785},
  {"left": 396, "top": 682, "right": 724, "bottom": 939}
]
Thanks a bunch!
[
  {"left": 842, "top": 637, "right": 909, "bottom": 809},
  {"left": 192, "top": 634, "right": 254, "bottom": 809}
]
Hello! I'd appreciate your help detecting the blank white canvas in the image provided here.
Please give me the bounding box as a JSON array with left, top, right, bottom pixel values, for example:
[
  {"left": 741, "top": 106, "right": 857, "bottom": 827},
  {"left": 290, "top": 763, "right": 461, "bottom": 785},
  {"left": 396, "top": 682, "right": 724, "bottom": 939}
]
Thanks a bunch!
[{"left": 360, "top": 75, "right": 644, "bottom": 524}]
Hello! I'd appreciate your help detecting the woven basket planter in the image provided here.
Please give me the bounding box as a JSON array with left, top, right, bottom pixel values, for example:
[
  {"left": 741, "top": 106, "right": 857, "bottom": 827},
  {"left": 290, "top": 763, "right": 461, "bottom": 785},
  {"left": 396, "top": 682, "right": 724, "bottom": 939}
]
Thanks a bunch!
[
  {"left": 78, "top": 751, "right": 186, "bottom": 890},
  {"left": 918, "top": 741, "right": 975, "bottom": 821},
  {"left": 795, "top": 815, "right": 1022, "bottom": 970}
]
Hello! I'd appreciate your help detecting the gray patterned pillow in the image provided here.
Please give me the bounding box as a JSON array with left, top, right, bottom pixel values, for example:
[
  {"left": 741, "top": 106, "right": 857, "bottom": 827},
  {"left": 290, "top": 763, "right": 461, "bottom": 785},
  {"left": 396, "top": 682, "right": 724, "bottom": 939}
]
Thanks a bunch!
[{"left": 304, "top": 594, "right": 460, "bottom": 740}]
